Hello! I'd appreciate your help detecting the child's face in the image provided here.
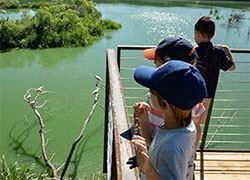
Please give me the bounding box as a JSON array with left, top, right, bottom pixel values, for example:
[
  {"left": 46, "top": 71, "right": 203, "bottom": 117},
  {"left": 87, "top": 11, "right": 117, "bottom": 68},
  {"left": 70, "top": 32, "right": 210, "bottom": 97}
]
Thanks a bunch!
[{"left": 153, "top": 59, "right": 165, "bottom": 68}]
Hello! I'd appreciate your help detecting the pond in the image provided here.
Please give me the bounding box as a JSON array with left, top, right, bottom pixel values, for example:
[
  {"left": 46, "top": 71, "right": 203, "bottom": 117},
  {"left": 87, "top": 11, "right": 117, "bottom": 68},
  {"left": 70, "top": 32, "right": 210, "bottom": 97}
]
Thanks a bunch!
[{"left": 0, "top": 1, "right": 250, "bottom": 177}]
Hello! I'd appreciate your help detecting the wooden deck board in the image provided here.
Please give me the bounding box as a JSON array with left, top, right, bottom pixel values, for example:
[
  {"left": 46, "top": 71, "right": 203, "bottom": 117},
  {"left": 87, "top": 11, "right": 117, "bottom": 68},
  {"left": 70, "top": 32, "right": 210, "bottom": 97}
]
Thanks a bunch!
[{"left": 194, "top": 152, "right": 250, "bottom": 180}]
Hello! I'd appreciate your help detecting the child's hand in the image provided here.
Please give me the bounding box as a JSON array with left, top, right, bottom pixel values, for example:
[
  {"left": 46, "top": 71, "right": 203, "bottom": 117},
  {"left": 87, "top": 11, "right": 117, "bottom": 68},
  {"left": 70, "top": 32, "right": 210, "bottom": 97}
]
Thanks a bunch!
[
  {"left": 133, "top": 102, "right": 150, "bottom": 122},
  {"left": 131, "top": 135, "right": 152, "bottom": 173},
  {"left": 216, "top": 44, "right": 232, "bottom": 56},
  {"left": 216, "top": 44, "right": 235, "bottom": 71}
]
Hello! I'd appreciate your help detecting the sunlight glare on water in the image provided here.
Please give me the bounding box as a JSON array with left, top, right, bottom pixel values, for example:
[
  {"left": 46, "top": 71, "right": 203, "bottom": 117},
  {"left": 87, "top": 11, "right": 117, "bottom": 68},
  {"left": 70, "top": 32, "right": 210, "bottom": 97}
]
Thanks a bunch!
[{"left": 134, "top": 10, "right": 189, "bottom": 41}]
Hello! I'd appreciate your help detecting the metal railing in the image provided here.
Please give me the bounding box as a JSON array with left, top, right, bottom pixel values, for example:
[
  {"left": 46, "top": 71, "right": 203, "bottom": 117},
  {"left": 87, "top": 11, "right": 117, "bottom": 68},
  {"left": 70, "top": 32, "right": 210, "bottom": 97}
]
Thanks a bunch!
[
  {"left": 103, "top": 46, "right": 250, "bottom": 179},
  {"left": 103, "top": 49, "right": 140, "bottom": 179}
]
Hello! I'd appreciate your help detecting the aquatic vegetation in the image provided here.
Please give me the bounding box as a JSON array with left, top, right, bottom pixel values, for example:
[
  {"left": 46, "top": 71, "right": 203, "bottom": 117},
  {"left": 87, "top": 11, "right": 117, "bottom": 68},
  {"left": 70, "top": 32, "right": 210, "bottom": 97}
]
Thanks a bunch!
[
  {"left": 0, "top": 0, "right": 121, "bottom": 50},
  {"left": 209, "top": 8, "right": 245, "bottom": 27},
  {"left": 0, "top": 155, "right": 50, "bottom": 179},
  {"left": 227, "top": 10, "right": 245, "bottom": 27},
  {"left": 0, "top": 155, "right": 107, "bottom": 179}
]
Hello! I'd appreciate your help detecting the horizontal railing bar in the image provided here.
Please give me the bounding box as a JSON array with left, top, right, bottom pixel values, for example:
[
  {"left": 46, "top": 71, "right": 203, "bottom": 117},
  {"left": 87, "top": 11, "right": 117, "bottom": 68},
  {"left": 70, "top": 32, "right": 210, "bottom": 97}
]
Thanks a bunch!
[
  {"left": 127, "top": 114, "right": 250, "bottom": 121},
  {"left": 125, "top": 96, "right": 145, "bottom": 100},
  {"left": 119, "top": 58, "right": 250, "bottom": 63},
  {"left": 117, "top": 45, "right": 250, "bottom": 54},
  {"left": 118, "top": 45, "right": 155, "bottom": 50},
  {"left": 121, "top": 77, "right": 250, "bottom": 84},
  {"left": 198, "top": 149, "right": 250, "bottom": 152},
  {"left": 120, "top": 67, "right": 136, "bottom": 71},
  {"left": 123, "top": 87, "right": 147, "bottom": 90},
  {"left": 120, "top": 67, "right": 250, "bottom": 73},
  {"left": 127, "top": 106, "right": 135, "bottom": 108},
  {"left": 205, "top": 124, "right": 250, "bottom": 128},
  {"left": 206, "top": 133, "right": 250, "bottom": 136},
  {"left": 123, "top": 87, "right": 250, "bottom": 93},
  {"left": 216, "top": 90, "right": 250, "bottom": 93},
  {"left": 204, "top": 141, "right": 250, "bottom": 144},
  {"left": 212, "top": 108, "right": 250, "bottom": 111},
  {"left": 127, "top": 106, "right": 250, "bottom": 111},
  {"left": 121, "top": 78, "right": 250, "bottom": 84},
  {"left": 121, "top": 77, "right": 134, "bottom": 80},
  {"left": 121, "top": 57, "right": 250, "bottom": 65},
  {"left": 214, "top": 99, "right": 250, "bottom": 102},
  {"left": 235, "top": 62, "right": 250, "bottom": 63},
  {"left": 210, "top": 116, "right": 249, "bottom": 119},
  {"left": 121, "top": 57, "right": 146, "bottom": 60},
  {"left": 218, "top": 81, "right": 250, "bottom": 83},
  {"left": 221, "top": 71, "right": 250, "bottom": 74}
]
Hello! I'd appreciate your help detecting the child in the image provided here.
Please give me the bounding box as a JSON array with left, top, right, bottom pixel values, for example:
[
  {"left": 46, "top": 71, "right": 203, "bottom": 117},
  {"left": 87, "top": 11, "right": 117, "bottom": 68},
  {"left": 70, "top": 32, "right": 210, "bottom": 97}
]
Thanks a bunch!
[
  {"left": 142, "top": 37, "right": 205, "bottom": 143},
  {"left": 139, "top": 37, "right": 205, "bottom": 180},
  {"left": 194, "top": 16, "right": 236, "bottom": 150},
  {"left": 132, "top": 61, "right": 207, "bottom": 180}
]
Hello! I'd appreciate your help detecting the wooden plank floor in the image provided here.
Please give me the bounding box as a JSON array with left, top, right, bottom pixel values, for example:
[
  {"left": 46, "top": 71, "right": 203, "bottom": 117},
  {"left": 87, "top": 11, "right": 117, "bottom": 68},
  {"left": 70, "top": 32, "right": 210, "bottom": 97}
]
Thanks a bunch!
[{"left": 194, "top": 152, "right": 250, "bottom": 180}]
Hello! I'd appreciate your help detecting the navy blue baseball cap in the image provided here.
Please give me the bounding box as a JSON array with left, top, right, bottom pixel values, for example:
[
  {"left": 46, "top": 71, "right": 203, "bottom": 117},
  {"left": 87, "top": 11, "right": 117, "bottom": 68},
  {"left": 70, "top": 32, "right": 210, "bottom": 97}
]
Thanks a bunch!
[
  {"left": 144, "top": 37, "right": 197, "bottom": 63},
  {"left": 134, "top": 60, "right": 207, "bottom": 110}
]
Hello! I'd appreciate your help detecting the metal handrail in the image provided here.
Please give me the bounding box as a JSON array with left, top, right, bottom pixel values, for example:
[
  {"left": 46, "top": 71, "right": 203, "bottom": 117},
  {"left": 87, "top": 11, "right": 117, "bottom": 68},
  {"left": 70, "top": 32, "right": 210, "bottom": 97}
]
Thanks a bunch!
[
  {"left": 116, "top": 45, "right": 250, "bottom": 152},
  {"left": 103, "top": 49, "right": 139, "bottom": 179},
  {"left": 103, "top": 45, "right": 250, "bottom": 178}
]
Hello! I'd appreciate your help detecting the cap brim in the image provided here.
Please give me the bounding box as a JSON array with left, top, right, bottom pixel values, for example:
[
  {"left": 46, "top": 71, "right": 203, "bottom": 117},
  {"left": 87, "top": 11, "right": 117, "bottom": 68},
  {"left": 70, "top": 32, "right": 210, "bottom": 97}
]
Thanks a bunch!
[
  {"left": 143, "top": 48, "right": 161, "bottom": 60},
  {"left": 134, "top": 65, "right": 156, "bottom": 88}
]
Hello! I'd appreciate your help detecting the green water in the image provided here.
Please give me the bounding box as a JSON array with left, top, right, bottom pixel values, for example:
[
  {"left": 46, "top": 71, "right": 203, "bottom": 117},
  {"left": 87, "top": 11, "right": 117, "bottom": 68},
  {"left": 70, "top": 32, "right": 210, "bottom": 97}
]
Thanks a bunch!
[{"left": 1, "top": 1, "right": 250, "bottom": 176}]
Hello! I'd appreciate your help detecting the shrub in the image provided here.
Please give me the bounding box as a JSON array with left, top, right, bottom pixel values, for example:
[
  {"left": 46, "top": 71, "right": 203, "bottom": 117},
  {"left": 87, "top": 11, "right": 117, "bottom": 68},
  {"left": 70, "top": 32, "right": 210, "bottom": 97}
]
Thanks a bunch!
[
  {"left": 0, "top": 0, "right": 121, "bottom": 50},
  {"left": 0, "top": 0, "right": 20, "bottom": 9}
]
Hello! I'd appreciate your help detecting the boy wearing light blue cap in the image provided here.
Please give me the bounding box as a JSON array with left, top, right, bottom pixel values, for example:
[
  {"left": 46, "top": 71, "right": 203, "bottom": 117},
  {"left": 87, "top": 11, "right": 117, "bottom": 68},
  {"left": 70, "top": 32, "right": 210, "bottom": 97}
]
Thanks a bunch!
[{"left": 132, "top": 61, "right": 207, "bottom": 180}]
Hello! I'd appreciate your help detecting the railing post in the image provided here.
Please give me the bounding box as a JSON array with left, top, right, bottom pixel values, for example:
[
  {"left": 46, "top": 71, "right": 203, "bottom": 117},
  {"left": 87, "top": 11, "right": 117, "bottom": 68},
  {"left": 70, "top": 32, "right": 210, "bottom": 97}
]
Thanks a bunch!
[
  {"left": 200, "top": 98, "right": 215, "bottom": 150},
  {"left": 103, "top": 51, "right": 110, "bottom": 173},
  {"left": 117, "top": 46, "right": 121, "bottom": 70}
]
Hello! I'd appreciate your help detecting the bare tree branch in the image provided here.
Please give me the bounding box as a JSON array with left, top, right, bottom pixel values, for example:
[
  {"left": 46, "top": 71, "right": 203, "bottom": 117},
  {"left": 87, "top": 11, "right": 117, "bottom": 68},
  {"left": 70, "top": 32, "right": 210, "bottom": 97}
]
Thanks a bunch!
[
  {"left": 60, "top": 78, "right": 101, "bottom": 179},
  {"left": 36, "top": 100, "right": 50, "bottom": 109},
  {"left": 23, "top": 76, "right": 102, "bottom": 179},
  {"left": 24, "top": 87, "right": 59, "bottom": 179},
  {"left": 57, "top": 163, "right": 65, "bottom": 172},
  {"left": 49, "top": 153, "right": 56, "bottom": 162}
]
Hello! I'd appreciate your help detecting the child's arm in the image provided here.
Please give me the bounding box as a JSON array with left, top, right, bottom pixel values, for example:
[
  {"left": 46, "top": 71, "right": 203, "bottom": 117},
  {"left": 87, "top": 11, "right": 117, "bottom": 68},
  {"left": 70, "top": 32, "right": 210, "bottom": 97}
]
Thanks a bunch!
[
  {"left": 217, "top": 44, "right": 236, "bottom": 71},
  {"left": 133, "top": 102, "right": 153, "bottom": 145},
  {"left": 132, "top": 136, "right": 161, "bottom": 180}
]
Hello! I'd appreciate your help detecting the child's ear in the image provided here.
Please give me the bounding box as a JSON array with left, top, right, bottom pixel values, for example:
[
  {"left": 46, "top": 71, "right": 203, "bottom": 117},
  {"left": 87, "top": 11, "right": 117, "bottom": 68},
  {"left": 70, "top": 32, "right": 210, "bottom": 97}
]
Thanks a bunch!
[
  {"left": 195, "top": 31, "right": 201, "bottom": 38},
  {"left": 161, "top": 100, "right": 169, "bottom": 110},
  {"left": 208, "top": 34, "right": 214, "bottom": 41}
]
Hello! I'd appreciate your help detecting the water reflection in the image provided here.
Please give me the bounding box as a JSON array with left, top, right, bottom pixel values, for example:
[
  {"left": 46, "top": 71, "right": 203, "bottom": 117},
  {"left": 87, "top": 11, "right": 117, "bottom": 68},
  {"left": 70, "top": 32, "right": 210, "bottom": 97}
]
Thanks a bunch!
[
  {"left": 0, "top": 48, "right": 85, "bottom": 69},
  {"left": 132, "top": 10, "right": 189, "bottom": 40},
  {"left": 0, "top": 9, "right": 35, "bottom": 20}
]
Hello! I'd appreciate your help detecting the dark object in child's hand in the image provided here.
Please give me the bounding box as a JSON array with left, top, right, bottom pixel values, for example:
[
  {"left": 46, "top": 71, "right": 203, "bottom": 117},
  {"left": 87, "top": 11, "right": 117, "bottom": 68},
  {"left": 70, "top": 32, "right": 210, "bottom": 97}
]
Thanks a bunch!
[{"left": 126, "top": 156, "right": 138, "bottom": 169}]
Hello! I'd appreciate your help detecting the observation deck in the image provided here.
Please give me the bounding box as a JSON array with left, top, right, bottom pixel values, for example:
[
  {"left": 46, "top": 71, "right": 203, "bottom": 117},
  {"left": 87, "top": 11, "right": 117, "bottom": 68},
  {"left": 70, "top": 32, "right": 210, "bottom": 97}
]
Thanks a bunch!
[{"left": 103, "top": 46, "right": 250, "bottom": 180}]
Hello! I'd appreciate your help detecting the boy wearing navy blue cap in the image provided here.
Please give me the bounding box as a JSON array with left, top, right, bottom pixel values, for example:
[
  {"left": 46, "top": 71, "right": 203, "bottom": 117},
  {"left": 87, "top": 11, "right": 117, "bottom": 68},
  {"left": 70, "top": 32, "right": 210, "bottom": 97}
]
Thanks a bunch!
[
  {"left": 194, "top": 16, "right": 236, "bottom": 150},
  {"left": 142, "top": 38, "right": 205, "bottom": 178},
  {"left": 132, "top": 61, "right": 207, "bottom": 180},
  {"left": 142, "top": 37, "right": 205, "bottom": 143}
]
